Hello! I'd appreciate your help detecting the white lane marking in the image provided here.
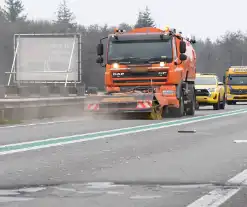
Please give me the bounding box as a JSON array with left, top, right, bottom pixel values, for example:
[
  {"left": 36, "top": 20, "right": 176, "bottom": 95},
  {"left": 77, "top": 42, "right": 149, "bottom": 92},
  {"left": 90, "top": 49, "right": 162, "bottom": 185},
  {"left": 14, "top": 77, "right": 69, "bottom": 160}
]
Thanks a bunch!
[
  {"left": 0, "top": 118, "right": 89, "bottom": 129},
  {"left": 53, "top": 187, "right": 104, "bottom": 194},
  {"left": 187, "top": 169, "right": 247, "bottom": 206},
  {"left": 0, "top": 106, "right": 244, "bottom": 129},
  {"left": 0, "top": 190, "right": 20, "bottom": 196},
  {"left": 187, "top": 188, "right": 240, "bottom": 207},
  {"left": 0, "top": 118, "right": 191, "bottom": 148},
  {"left": 86, "top": 182, "right": 121, "bottom": 189},
  {"left": 234, "top": 140, "right": 247, "bottom": 143},
  {"left": 0, "top": 197, "right": 33, "bottom": 203},
  {"left": 1, "top": 108, "right": 246, "bottom": 148},
  {"left": 130, "top": 195, "right": 162, "bottom": 199},
  {"left": 18, "top": 187, "right": 47, "bottom": 193},
  {"left": 0, "top": 108, "right": 247, "bottom": 156},
  {"left": 227, "top": 169, "right": 247, "bottom": 185}
]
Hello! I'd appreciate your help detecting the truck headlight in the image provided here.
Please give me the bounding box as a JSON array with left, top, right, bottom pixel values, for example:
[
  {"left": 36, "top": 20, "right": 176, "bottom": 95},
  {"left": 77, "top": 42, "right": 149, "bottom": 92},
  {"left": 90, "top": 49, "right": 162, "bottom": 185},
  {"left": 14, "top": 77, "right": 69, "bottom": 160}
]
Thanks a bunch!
[
  {"left": 112, "top": 63, "right": 119, "bottom": 69},
  {"left": 160, "top": 62, "right": 165, "bottom": 67}
]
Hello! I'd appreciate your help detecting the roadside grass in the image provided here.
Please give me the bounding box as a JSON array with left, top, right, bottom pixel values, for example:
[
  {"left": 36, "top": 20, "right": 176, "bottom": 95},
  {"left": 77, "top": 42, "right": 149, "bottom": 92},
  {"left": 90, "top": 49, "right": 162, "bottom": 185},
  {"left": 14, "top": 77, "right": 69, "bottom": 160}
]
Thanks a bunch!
[{"left": 0, "top": 119, "right": 22, "bottom": 125}]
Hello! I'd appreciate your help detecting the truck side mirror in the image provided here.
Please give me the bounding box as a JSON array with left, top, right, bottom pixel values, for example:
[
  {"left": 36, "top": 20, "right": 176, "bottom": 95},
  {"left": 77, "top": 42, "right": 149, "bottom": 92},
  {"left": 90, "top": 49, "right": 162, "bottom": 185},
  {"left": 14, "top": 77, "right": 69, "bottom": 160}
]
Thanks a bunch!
[
  {"left": 223, "top": 76, "right": 225, "bottom": 84},
  {"left": 97, "top": 43, "right": 104, "bottom": 56},
  {"left": 180, "top": 41, "right": 186, "bottom": 53},
  {"left": 180, "top": 53, "right": 187, "bottom": 61},
  {"left": 96, "top": 56, "right": 103, "bottom": 64}
]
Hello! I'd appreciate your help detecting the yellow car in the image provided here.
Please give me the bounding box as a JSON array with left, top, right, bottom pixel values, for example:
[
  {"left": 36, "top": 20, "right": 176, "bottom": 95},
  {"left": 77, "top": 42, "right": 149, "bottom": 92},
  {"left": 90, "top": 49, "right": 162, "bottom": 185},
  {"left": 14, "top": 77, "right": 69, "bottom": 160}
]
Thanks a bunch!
[{"left": 195, "top": 73, "right": 226, "bottom": 110}]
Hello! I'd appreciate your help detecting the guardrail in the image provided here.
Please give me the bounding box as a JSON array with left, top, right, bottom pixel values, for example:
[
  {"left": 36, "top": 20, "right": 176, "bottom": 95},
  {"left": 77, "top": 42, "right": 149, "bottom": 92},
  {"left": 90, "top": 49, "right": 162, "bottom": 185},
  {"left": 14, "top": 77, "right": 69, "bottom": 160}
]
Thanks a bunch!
[
  {"left": 0, "top": 95, "right": 86, "bottom": 122},
  {"left": 0, "top": 84, "right": 86, "bottom": 121},
  {"left": 0, "top": 84, "right": 84, "bottom": 97}
]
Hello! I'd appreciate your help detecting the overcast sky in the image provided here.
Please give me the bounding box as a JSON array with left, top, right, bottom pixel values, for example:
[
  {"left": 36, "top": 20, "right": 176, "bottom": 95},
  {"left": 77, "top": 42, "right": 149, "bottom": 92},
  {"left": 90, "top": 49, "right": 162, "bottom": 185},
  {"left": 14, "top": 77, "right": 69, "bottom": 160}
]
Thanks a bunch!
[{"left": 0, "top": 0, "right": 246, "bottom": 41}]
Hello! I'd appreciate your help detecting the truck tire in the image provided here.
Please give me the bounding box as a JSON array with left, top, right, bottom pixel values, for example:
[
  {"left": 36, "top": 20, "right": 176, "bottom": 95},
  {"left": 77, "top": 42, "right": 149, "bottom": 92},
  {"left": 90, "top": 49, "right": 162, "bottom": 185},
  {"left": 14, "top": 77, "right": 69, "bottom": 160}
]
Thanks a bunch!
[
  {"left": 213, "top": 96, "right": 220, "bottom": 110},
  {"left": 220, "top": 94, "right": 226, "bottom": 109},
  {"left": 170, "top": 88, "right": 184, "bottom": 117},
  {"left": 195, "top": 101, "right": 200, "bottom": 110},
  {"left": 187, "top": 87, "right": 196, "bottom": 115},
  {"left": 227, "top": 100, "right": 236, "bottom": 105}
]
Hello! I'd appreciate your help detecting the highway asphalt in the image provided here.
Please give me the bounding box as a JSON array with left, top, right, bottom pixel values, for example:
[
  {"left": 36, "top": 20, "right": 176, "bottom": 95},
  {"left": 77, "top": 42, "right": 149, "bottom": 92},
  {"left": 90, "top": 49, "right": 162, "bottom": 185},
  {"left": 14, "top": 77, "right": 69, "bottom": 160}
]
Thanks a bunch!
[{"left": 1, "top": 104, "right": 247, "bottom": 206}]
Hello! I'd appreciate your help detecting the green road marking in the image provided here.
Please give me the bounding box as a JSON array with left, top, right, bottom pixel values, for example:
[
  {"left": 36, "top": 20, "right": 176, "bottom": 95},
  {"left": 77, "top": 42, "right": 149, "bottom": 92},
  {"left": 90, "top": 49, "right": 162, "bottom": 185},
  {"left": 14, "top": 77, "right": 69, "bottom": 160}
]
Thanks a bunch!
[{"left": 0, "top": 108, "right": 247, "bottom": 155}]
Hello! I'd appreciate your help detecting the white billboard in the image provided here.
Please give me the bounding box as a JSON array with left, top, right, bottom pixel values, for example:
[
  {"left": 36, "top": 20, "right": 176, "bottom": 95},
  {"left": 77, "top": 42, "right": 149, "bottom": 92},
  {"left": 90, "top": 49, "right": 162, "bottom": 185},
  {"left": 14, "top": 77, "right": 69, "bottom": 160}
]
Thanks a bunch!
[{"left": 14, "top": 34, "right": 81, "bottom": 82}]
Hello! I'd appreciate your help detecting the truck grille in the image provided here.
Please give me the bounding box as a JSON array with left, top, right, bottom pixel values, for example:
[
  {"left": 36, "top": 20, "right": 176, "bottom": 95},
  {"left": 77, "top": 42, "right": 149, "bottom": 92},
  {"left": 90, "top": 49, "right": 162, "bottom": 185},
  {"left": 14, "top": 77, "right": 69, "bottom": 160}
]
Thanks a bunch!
[
  {"left": 112, "top": 71, "right": 168, "bottom": 84},
  {"left": 113, "top": 79, "right": 166, "bottom": 84},
  {"left": 233, "top": 96, "right": 247, "bottom": 100},
  {"left": 111, "top": 71, "right": 168, "bottom": 78},
  {"left": 230, "top": 89, "right": 247, "bottom": 95},
  {"left": 195, "top": 89, "right": 210, "bottom": 96}
]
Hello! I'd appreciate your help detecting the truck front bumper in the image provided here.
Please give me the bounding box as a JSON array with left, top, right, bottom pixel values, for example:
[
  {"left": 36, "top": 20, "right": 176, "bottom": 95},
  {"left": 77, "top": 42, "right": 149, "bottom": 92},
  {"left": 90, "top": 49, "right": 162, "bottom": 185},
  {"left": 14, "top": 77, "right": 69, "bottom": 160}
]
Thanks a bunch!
[{"left": 226, "top": 94, "right": 247, "bottom": 102}]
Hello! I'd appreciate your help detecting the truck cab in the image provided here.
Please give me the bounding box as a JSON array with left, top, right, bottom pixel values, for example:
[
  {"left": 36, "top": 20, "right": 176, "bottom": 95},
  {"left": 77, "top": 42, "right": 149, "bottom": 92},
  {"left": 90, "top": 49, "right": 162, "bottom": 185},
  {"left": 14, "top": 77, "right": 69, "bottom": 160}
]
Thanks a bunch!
[
  {"left": 224, "top": 66, "right": 247, "bottom": 104},
  {"left": 90, "top": 26, "right": 197, "bottom": 118}
]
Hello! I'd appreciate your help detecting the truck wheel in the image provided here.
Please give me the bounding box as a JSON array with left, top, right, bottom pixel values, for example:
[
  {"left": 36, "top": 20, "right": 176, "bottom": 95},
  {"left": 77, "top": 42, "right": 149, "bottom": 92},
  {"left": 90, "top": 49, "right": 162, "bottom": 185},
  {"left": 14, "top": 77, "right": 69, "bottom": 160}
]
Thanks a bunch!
[
  {"left": 171, "top": 91, "right": 184, "bottom": 117},
  {"left": 213, "top": 96, "right": 220, "bottom": 110},
  {"left": 227, "top": 100, "right": 236, "bottom": 105},
  {"left": 195, "top": 102, "right": 200, "bottom": 110},
  {"left": 187, "top": 88, "right": 195, "bottom": 116},
  {"left": 161, "top": 105, "right": 169, "bottom": 119},
  {"left": 220, "top": 94, "right": 226, "bottom": 109}
]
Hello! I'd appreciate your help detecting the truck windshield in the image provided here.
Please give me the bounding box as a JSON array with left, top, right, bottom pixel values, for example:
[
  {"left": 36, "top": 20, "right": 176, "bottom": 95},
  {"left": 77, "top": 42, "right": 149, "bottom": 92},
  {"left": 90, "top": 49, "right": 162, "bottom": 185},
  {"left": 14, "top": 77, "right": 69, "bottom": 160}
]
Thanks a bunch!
[
  {"left": 228, "top": 75, "right": 247, "bottom": 85},
  {"left": 107, "top": 39, "right": 172, "bottom": 63},
  {"left": 195, "top": 77, "right": 217, "bottom": 85}
]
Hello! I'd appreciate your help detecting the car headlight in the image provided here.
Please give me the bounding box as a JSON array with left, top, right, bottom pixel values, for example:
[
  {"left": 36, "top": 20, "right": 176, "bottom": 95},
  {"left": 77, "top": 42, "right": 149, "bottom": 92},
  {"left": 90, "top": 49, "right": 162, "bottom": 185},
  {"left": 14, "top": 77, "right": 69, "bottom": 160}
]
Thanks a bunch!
[{"left": 207, "top": 88, "right": 216, "bottom": 93}]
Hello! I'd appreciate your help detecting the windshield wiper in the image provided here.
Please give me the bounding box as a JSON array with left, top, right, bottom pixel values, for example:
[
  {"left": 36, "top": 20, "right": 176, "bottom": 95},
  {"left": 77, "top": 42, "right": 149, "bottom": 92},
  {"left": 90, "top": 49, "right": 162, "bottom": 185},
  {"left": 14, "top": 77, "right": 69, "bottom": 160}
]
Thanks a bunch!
[
  {"left": 109, "top": 56, "right": 172, "bottom": 64},
  {"left": 109, "top": 57, "right": 143, "bottom": 63},
  {"left": 146, "top": 56, "right": 171, "bottom": 63}
]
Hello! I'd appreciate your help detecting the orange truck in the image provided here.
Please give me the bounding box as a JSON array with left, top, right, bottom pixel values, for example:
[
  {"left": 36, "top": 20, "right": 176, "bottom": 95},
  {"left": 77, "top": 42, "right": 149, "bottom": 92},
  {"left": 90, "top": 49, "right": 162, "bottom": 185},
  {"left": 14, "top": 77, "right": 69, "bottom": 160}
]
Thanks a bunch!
[{"left": 85, "top": 26, "right": 197, "bottom": 119}]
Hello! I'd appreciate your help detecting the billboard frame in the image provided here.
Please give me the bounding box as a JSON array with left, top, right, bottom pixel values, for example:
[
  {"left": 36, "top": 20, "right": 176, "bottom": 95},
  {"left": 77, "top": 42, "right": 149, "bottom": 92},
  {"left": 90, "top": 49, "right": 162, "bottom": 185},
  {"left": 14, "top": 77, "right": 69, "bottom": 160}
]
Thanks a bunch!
[{"left": 6, "top": 33, "right": 82, "bottom": 87}]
